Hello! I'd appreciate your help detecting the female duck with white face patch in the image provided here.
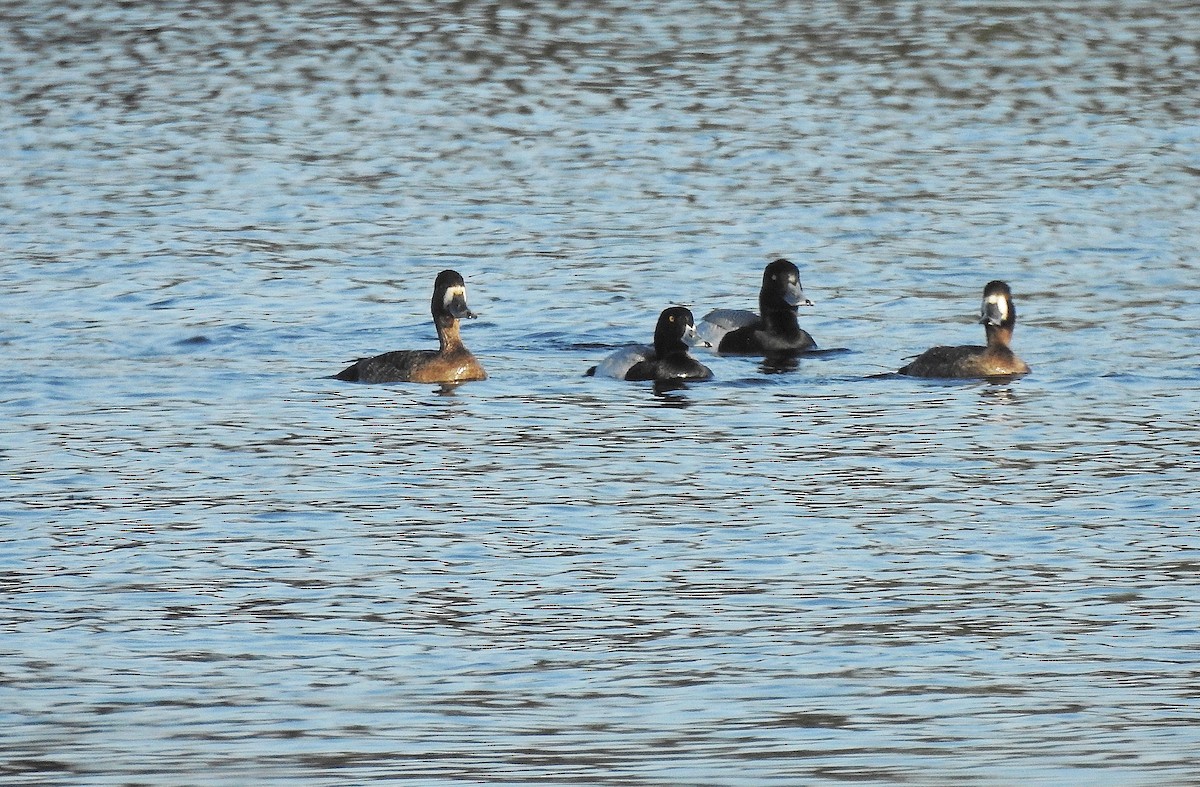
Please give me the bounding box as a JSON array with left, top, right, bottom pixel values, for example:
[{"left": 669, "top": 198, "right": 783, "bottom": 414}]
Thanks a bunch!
[
  {"left": 697, "top": 258, "right": 817, "bottom": 356},
  {"left": 587, "top": 306, "right": 713, "bottom": 382},
  {"left": 898, "top": 280, "right": 1030, "bottom": 379},
  {"left": 334, "top": 269, "right": 487, "bottom": 384}
]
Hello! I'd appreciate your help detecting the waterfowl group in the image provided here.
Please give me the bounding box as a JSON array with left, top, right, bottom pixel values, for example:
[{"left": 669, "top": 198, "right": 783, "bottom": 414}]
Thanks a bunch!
[{"left": 330, "top": 261, "right": 1029, "bottom": 385}]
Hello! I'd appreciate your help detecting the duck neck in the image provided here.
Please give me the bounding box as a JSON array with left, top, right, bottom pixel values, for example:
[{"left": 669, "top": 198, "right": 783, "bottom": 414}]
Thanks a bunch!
[
  {"left": 761, "top": 300, "right": 801, "bottom": 337},
  {"left": 985, "top": 322, "right": 1014, "bottom": 350},
  {"left": 437, "top": 315, "right": 466, "bottom": 354},
  {"left": 654, "top": 332, "right": 689, "bottom": 359}
]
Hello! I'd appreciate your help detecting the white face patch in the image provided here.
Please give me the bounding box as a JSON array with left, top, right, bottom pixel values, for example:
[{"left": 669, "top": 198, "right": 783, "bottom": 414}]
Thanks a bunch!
[
  {"left": 982, "top": 292, "right": 1009, "bottom": 321},
  {"left": 443, "top": 285, "right": 466, "bottom": 308}
]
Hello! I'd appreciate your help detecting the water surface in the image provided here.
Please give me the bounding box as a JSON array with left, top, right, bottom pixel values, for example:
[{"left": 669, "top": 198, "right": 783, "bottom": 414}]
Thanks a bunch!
[{"left": 3, "top": 1, "right": 1200, "bottom": 784}]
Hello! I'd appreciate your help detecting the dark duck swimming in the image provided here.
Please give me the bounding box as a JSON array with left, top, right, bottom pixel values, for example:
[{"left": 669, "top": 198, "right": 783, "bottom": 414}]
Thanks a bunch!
[
  {"left": 334, "top": 269, "right": 487, "bottom": 384},
  {"left": 898, "top": 279, "right": 1030, "bottom": 379},
  {"left": 698, "top": 258, "right": 816, "bottom": 355},
  {"left": 587, "top": 306, "right": 713, "bottom": 382}
]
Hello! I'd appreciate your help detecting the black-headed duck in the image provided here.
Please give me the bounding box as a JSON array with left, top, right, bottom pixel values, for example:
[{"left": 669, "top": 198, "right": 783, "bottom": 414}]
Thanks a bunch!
[
  {"left": 587, "top": 306, "right": 713, "bottom": 382},
  {"left": 898, "top": 280, "right": 1030, "bottom": 379},
  {"left": 698, "top": 258, "right": 816, "bottom": 355},
  {"left": 334, "top": 269, "right": 486, "bottom": 384}
]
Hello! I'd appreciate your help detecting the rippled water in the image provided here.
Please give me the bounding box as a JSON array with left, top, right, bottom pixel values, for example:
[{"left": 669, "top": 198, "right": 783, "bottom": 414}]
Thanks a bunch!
[{"left": 3, "top": 1, "right": 1200, "bottom": 783}]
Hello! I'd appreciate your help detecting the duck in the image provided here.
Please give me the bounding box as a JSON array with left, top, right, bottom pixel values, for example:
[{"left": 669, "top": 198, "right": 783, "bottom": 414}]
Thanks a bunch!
[
  {"left": 697, "top": 258, "right": 816, "bottom": 355},
  {"left": 586, "top": 306, "right": 713, "bottom": 382},
  {"left": 898, "top": 280, "right": 1030, "bottom": 379},
  {"left": 334, "top": 269, "right": 487, "bottom": 384}
]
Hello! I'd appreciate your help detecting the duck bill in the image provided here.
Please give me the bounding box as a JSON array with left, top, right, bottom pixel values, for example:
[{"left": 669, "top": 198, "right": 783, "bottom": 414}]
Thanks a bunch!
[
  {"left": 978, "top": 299, "right": 1004, "bottom": 326},
  {"left": 784, "top": 280, "right": 814, "bottom": 309},
  {"left": 680, "top": 322, "right": 713, "bottom": 348},
  {"left": 446, "top": 290, "right": 477, "bottom": 320}
]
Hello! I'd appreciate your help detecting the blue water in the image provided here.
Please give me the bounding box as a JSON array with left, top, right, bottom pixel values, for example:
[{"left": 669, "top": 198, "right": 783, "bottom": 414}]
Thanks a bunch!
[{"left": 3, "top": 1, "right": 1200, "bottom": 784}]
